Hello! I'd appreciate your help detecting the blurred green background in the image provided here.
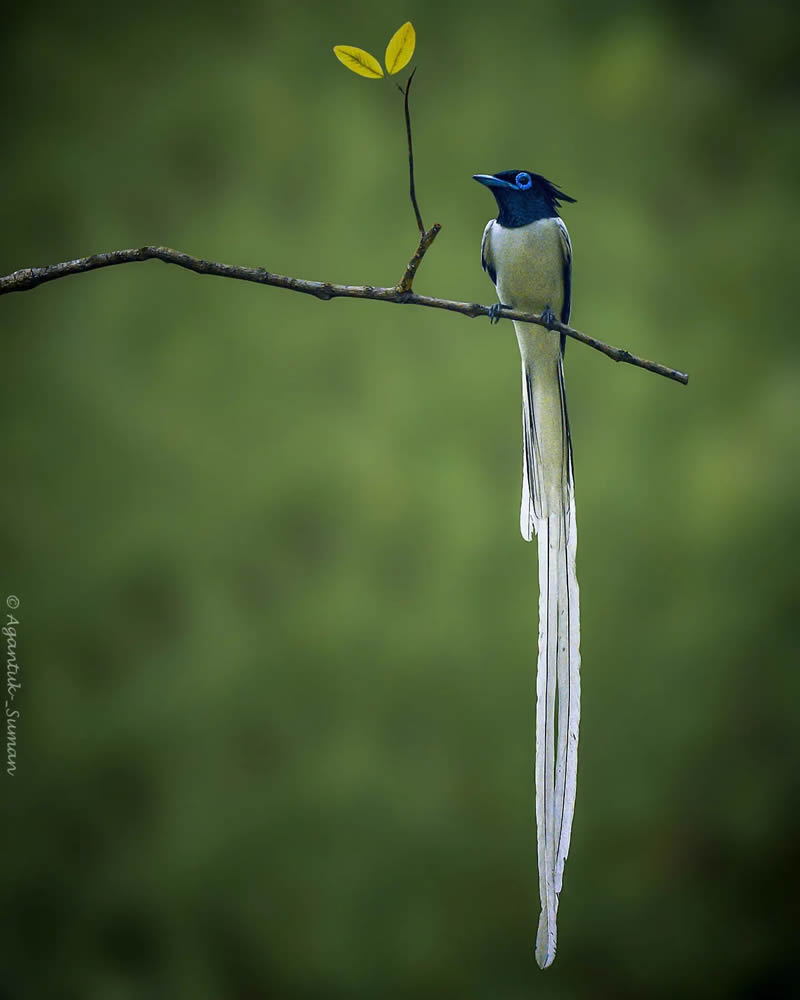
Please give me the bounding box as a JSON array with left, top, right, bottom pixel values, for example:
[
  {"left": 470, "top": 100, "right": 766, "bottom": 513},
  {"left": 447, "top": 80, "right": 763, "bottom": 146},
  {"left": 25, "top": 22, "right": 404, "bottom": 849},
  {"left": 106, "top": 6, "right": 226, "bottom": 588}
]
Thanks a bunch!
[{"left": 2, "top": 1, "right": 798, "bottom": 997}]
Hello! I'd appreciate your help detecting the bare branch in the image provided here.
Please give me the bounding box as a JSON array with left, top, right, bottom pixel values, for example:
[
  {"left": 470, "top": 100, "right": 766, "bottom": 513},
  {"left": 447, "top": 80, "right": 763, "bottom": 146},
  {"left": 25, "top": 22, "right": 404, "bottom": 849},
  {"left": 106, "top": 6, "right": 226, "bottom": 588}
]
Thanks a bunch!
[{"left": 0, "top": 244, "right": 689, "bottom": 385}]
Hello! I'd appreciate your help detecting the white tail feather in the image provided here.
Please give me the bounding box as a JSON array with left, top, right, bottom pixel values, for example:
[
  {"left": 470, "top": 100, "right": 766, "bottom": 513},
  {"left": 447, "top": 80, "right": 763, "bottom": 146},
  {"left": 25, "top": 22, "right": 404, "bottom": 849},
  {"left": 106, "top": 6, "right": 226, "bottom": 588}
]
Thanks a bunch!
[{"left": 521, "top": 355, "right": 581, "bottom": 970}]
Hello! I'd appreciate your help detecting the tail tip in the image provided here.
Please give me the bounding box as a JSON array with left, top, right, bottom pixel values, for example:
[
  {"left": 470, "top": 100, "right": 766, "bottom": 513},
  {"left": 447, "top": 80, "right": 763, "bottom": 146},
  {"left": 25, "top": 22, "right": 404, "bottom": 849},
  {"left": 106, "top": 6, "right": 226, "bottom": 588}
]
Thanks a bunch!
[{"left": 535, "top": 909, "right": 557, "bottom": 969}]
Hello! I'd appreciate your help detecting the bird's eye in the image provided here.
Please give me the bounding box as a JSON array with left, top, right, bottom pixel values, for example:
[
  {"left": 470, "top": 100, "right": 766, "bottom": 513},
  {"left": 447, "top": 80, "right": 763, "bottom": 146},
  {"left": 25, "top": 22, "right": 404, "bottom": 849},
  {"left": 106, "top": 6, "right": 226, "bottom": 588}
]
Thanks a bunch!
[{"left": 516, "top": 172, "right": 532, "bottom": 190}]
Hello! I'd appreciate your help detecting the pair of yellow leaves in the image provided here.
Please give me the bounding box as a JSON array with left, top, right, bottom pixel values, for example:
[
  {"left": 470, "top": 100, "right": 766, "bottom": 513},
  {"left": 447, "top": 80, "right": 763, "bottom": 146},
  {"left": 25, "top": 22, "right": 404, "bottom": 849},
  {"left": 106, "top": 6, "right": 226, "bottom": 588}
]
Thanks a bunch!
[{"left": 334, "top": 21, "right": 415, "bottom": 79}]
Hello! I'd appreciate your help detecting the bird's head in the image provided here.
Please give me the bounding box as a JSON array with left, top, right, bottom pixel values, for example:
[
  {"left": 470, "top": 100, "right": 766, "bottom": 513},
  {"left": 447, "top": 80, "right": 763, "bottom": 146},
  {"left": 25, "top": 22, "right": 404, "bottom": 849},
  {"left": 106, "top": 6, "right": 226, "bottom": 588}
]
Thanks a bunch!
[{"left": 473, "top": 170, "right": 575, "bottom": 228}]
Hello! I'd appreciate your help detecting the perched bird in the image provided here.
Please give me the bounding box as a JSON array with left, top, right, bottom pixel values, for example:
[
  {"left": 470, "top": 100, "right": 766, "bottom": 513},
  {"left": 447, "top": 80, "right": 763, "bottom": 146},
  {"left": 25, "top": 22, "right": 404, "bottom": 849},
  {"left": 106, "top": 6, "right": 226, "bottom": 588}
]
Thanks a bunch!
[{"left": 474, "top": 169, "right": 580, "bottom": 969}]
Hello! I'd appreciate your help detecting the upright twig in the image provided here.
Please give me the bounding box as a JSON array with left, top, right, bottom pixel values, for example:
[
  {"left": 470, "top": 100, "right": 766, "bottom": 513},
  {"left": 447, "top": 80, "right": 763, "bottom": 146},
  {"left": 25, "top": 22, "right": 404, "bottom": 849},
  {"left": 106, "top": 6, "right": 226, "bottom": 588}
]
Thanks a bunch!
[
  {"left": 395, "top": 224, "right": 441, "bottom": 294},
  {"left": 403, "top": 69, "right": 425, "bottom": 236}
]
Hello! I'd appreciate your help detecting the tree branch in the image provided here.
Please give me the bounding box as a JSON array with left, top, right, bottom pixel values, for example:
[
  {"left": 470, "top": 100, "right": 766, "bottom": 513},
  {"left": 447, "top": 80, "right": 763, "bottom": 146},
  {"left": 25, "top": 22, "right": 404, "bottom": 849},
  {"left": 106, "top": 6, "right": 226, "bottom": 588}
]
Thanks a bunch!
[{"left": 0, "top": 243, "right": 689, "bottom": 385}]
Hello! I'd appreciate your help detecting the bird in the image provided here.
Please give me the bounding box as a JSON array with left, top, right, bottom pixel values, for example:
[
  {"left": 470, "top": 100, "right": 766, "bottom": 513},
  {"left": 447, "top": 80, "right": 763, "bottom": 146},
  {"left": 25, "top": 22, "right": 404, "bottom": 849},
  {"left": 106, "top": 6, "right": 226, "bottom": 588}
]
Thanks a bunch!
[{"left": 473, "top": 169, "right": 580, "bottom": 969}]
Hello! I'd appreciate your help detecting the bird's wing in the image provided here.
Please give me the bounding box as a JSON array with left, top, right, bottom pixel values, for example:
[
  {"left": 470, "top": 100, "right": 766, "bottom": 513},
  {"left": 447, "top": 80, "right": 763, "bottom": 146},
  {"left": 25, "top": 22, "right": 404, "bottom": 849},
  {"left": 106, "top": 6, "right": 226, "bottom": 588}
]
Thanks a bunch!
[
  {"left": 556, "top": 216, "right": 573, "bottom": 338},
  {"left": 555, "top": 217, "right": 574, "bottom": 453},
  {"left": 480, "top": 220, "right": 497, "bottom": 285}
]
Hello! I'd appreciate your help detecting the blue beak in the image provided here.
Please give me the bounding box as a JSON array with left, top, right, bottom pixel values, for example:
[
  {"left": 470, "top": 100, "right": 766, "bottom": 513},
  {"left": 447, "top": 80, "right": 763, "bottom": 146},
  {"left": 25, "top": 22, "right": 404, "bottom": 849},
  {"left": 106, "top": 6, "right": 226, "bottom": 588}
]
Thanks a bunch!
[{"left": 473, "top": 174, "right": 515, "bottom": 189}]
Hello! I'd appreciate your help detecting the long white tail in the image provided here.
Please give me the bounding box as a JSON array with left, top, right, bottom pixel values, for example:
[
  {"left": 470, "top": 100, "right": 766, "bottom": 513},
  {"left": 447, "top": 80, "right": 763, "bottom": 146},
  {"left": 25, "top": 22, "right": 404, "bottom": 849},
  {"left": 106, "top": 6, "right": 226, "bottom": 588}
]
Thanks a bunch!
[{"left": 519, "top": 350, "right": 581, "bottom": 970}]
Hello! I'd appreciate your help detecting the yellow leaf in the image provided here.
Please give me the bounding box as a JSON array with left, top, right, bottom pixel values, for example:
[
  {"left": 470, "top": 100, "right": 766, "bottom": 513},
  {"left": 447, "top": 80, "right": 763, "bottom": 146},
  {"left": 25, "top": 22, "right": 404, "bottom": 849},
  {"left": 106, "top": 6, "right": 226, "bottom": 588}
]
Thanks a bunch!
[
  {"left": 384, "top": 21, "right": 415, "bottom": 75},
  {"left": 333, "top": 45, "right": 384, "bottom": 79}
]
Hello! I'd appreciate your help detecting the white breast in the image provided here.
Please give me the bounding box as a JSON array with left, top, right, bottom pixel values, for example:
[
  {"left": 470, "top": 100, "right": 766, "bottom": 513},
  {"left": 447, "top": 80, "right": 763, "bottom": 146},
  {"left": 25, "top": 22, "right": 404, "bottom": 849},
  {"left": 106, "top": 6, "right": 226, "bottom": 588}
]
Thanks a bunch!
[{"left": 487, "top": 218, "right": 565, "bottom": 316}]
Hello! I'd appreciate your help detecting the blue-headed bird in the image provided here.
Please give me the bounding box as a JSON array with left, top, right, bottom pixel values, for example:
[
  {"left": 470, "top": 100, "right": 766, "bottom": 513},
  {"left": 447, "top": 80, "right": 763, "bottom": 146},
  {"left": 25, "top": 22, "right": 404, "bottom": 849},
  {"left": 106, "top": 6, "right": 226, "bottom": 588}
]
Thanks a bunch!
[{"left": 474, "top": 169, "right": 579, "bottom": 969}]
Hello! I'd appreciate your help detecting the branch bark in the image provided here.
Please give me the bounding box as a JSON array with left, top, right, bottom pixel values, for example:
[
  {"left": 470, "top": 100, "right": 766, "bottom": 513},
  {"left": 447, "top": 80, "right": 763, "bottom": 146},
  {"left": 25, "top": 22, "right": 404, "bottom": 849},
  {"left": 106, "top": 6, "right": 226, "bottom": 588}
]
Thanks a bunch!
[{"left": 0, "top": 235, "right": 689, "bottom": 385}]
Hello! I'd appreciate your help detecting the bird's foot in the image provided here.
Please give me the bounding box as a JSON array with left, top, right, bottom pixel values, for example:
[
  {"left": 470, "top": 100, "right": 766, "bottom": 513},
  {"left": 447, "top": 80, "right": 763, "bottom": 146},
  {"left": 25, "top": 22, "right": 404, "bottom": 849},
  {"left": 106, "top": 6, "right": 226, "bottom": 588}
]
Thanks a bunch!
[
  {"left": 540, "top": 305, "right": 557, "bottom": 328},
  {"left": 488, "top": 302, "right": 511, "bottom": 324}
]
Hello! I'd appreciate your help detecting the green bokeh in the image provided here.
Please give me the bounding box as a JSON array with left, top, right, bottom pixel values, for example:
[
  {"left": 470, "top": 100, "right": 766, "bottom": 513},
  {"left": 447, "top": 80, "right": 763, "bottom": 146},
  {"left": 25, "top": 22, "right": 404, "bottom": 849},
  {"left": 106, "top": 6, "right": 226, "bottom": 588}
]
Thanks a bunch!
[{"left": 2, "top": 2, "right": 798, "bottom": 997}]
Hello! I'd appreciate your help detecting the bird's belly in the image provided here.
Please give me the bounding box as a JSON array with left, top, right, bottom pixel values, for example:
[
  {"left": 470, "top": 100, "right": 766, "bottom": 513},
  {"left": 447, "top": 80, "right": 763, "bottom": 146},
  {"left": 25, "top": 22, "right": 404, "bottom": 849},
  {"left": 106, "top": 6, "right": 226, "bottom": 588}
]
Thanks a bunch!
[
  {"left": 493, "top": 220, "right": 564, "bottom": 315},
  {"left": 491, "top": 220, "right": 565, "bottom": 365}
]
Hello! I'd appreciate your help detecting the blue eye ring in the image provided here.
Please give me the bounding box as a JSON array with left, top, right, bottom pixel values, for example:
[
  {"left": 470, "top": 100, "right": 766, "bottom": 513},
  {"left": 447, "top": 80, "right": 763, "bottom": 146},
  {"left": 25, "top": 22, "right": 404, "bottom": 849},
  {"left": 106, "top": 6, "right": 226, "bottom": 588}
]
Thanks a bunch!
[{"left": 516, "top": 172, "right": 532, "bottom": 190}]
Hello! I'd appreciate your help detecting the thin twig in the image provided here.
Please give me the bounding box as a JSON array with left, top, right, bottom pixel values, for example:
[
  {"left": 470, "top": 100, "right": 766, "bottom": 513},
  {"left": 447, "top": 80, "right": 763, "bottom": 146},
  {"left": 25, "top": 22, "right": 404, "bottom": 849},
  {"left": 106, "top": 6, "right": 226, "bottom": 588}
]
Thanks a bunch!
[
  {"left": 396, "top": 224, "right": 441, "bottom": 293},
  {"left": 0, "top": 246, "right": 689, "bottom": 384},
  {"left": 403, "top": 68, "right": 425, "bottom": 236}
]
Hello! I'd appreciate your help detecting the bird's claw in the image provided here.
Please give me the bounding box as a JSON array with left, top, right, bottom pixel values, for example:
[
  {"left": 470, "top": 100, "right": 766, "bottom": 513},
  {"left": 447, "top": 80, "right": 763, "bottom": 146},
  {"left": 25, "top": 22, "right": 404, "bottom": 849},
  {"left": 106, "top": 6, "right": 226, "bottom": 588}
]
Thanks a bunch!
[
  {"left": 488, "top": 303, "right": 511, "bottom": 324},
  {"left": 540, "top": 305, "right": 557, "bottom": 328}
]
